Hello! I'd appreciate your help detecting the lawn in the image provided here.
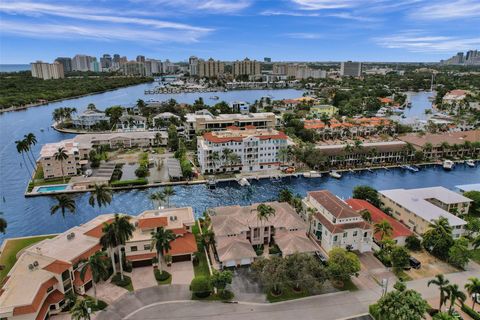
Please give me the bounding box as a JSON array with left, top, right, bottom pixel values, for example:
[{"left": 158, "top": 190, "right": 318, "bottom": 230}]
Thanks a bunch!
[
  {"left": 192, "top": 220, "right": 211, "bottom": 278},
  {"left": 0, "top": 235, "right": 56, "bottom": 281},
  {"left": 471, "top": 249, "right": 480, "bottom": 264},
  {"left": 267, "top": 287, "right": 310, "bottom": 303}
]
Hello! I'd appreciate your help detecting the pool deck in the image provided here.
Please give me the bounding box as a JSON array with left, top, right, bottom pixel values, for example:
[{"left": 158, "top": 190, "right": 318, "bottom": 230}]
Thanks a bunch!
[{"left": 24, "top": 159, "right": 476, "bottom": 197}]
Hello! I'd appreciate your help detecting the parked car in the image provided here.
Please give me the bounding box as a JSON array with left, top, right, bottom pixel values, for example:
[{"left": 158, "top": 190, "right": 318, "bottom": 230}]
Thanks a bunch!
[{"left": 409, "top": 257, "right": 421, "bottom": 269}]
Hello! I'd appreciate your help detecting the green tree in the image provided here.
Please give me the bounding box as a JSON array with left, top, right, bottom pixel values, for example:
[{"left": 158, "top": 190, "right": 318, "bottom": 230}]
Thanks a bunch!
[
  {"left": 285, "top": 253, "right": 327, "bottom": 291},
  {"left": 359, "top": 209, "right": 372, "bottom": 223},
  {"left": 151, "top": 227, "right": 175, "bottom": 274},
  {"left": 0, "top": 212, "right": 7, "bottom": 234},
  {"left": 278, "top": 189, "right": 293, "bottom": 203},
  {"left": 326, "top": 248, "right": 360, "bottom": 286},
  {"left": 190, "top": 275, "right": 213, "bottom": 298},
  {"left": 105, "top": 105, "right": 124, "bottom": 127},
  {"left": 112, "top": 214, "right": 135, "bottom": 280},
  {"left": 88, "top": 184, "right": 112, "bottom": 209},
  {"left": 464, "top": 191, "right": 480, "bottom": 215},
  {"left": 252, "top": 256, "right": 288, "bottom": 295},
  {"left": 50, "top": 195, "right": 76, "bottom": 218},
  {"left": 422, "top": 217, "right": 454, "bottom": 260},
  {"left": 448, "top": 237, "right": 471, "bottom": 269},
  {"left": 405, "top": 235, "right": 422, "bottom": 251},
  {"left": 372, "top": 281, "right": 428, "bottom": 320},
  {"left": 100, "top": 223, "right": 118, "bottom": 275},
  {"left": 15, "top": 139, "right": 33, "bottom": 176},
  {"left": 445, "top": 284, "right": 466, "bottom": 315},
  {"left": 428, "top": 274, "right": 450, "bottom": 310},
  {"left": 374, "top": 220, "right": 393, "bottom": 241},
  {"left": 53, "top": 147, "right": 69, "bottom": 183},
  {"left": 149, "top": 191, "right": 166, "bottom": 209},
  {"left": 167, "top": 124, "right": 179, "bottom": 151},
  {"left": 70, "top": 298, "right": 95, "bottom": 320},
  {"left": 24, "top": 133, "right": 38, "bottom": 168},
  {"left": 464, "top": 277, "right": 480, "bottom": 309},
  {"left": 352, "top": 185, "right": 381, "bottom": 207},
  {"left": 200, "top": 228, "right": 215, "bottom": 252},
  {"left": 210, "top": 270, "right": 233, "bottom": 294},
  {"left": 256, "top": 204, "right": 276, "bottom": 226},
  {"left": 79, "top": 252, "right": 109, "bottom": 305},
  {"left": 162, "top": 186, "right": 175, "bottom": 208},
  {"left": 391, "top": 246, "right": 410, "bottom": 271}
]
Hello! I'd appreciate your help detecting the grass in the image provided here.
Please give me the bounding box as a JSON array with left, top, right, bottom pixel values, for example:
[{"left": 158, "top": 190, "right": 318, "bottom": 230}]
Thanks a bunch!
[
  {"left": 0, "top": 235, "right": 56, "bottom": 281},
  {"left": 192, "top": 221, "right": 211, "bottom": 278},
  {"left": 157, "top": 276, "right": 172, "bottom": 285},
  {"left": 471, "top": 249, "right": 480, "bottom": 264},
  {"left": 342, "top": 278, "right": 359, "bottom": 291},
  {"left": 394, "top": 269, "right": 413, "bottom": 281},
  {"left": 267, "top": 287, "right": 310, "bottom": 303}
]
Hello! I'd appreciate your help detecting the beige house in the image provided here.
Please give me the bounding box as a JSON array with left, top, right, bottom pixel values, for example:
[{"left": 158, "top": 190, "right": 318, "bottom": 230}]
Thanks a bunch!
[
  {"left": 209, "top": 202, "right": 319, "bottom": 268},
  {"left": 303, "top": 190, "right": 373, "bottom": 253},
  {"left": 39, "top": 140, "right": 87, "bottom": 179},
  {"left": 379, "top": 187, "right": 469, "bottom": 238},
  {"left": 185, "top": 110, "right": 278, "bottom": 138}
]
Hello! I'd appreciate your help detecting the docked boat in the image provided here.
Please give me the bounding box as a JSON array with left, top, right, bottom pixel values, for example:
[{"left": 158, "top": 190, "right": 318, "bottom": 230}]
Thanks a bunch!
[
  {"left": 210, "top": 96, "right": 219, "bottom": 100},
  {"left": 466, "top": 160, "right": 476, "bottom": 167},
  {"left": 207, "top": 178, "right": 217, "bottom": 189},
  {"left": 443, "top": 160, "right": 455, "bottom": 170},
  {"left": 238, "top": 177, "right": 250, "bottom": 186},
  {"left": 329, "top": 171, "right": 342, "bottom": 179},
  {"left": 270, "top": 176, "right": 282, "bottom": 183},
  {"left": 303, "top": 171, "right": 321, "bottom": 178}
]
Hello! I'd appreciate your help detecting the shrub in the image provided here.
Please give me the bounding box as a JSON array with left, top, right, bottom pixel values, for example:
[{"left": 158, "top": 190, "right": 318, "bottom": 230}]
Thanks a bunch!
[
  {"left": 85, "top": 297, "right": 108, "bottom": 311},
  {"left": 110, "top": 178, "right": 148, "bottom": 187},
  {"left": 462, "top": 304, "right": 480, "bottom": 320},
  {"left": 154, "top": 269, "right": 171, "bottom": 282},
  {"left": 122, "top": 259, "right": 132, "bottom": 273},
  {"left": 255, "top": 244, "right": 264, "bottom": 256},
  {"left": 269, "top": 244, "right": 281, "bottom": 255},
  {"left": 219, "top": 289, "right": 234, "bottom": 301},
  {"left": 190, "top": 276, "right": 212, "bottom": 298},
  {"left": 135, "top": 165, "right": 148, "bottom": 178},
  {"left": 405, "top": 235, "right": 422, "bottom": 251},
  {"left": 369, "top": 303, "right": 380, "bottom": 319},
  {"left": 111, "top": 273, "right": 131, "bottom": 288}
]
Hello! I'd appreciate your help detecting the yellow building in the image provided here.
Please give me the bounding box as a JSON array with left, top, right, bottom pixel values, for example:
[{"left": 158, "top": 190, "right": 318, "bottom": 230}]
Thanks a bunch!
[{"left": 310, "top": 105, "right": 338, "bottom": 117}]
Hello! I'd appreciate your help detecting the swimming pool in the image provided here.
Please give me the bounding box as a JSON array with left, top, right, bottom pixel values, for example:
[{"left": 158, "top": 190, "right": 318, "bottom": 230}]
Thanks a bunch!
[{"left": 36, "top": 185, "right": 69, "bottom": 193}]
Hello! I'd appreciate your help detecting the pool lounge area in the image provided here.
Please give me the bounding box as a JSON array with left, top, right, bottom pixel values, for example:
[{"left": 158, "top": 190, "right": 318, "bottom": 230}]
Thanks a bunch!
[{"left": 33, "top": 184, "right": 71, "bottom": 193}]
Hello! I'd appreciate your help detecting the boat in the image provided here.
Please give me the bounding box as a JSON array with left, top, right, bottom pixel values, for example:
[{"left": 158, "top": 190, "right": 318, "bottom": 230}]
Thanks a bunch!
[
  {"left": 209, "top": 96, "right": 219, "bottom": 100},
  {"left": 207, "top": 178, "right": 217, "bottom": 189},
  {"left": 238, "top": 177, "right": 250, "bottom": 186},
  {"left": 466, "top": 160, "right": 475, "bottom": 167},
  {"left": 404, "top": 165, "right": 419, "bottom": 172},
  {"left": 329, "top": 171, "right": 342, "bottom": 179},
  {"left": 270, "top": 176, "right": 282, "bottom": 182},
  {"left": 442, "top": 160, "right": 455, "bottom": 170},
  {"left": 303, "top": 171, "right": 321, "bottom": 178}
]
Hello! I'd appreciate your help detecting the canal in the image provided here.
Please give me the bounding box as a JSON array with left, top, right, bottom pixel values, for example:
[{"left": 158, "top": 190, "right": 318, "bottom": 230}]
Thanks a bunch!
[{"left": 0, "top": 84, "right": 478, "bottom": 242}]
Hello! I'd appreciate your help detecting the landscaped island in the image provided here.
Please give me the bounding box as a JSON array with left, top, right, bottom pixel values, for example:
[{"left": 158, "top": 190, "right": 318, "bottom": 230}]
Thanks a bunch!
[{"left": 0, "top": 72, "right": 153, "bottom": 110}]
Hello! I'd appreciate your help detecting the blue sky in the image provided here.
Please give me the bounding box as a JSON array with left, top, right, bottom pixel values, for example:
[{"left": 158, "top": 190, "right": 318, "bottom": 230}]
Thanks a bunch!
[{"left": 1, "top": 0, "right": 480, "bottom": 63}]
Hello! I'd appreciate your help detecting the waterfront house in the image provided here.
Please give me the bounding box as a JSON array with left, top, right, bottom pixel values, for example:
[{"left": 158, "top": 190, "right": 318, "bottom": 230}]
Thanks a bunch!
[
  {"left": 117, "top": 114, "right": 147, "bottom": 132},
  {"left": 304, "top": 117, "right": 393, "bottom": 140},
  {"left": 378, "top": 187, "right": 469, "bottom": 237},
  {"left": 345, "top": 199, "right": 412, "bottom": 246},
  {"left": 302, "top": 190, "right": 373, "bottom": 253},
  {"left": 442, "top": 89, "right": 469, "bottom": 105},
  {"left": 197, "top": 127, "right": 292, "bottom": 174},
  {"left": 209, "top": 202, "right": 319, "bottom": 268},
  {"left": 71, "top": 109, "right": 110, "bottom": 130}
]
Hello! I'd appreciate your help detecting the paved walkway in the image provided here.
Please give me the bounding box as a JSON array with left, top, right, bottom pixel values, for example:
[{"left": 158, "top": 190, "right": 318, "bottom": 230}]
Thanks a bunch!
[
  {"left": 87, "top": 281, "right": 129, "bottom": 305},
  {"left": 165, "top": 261, "right": 195, "bottom": 285},
  {"left": 131, "top": 267, "right": 157, "bottom": 290}
]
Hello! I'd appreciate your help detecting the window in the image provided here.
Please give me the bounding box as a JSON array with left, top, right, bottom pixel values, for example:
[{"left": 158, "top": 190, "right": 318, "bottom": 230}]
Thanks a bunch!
[
  {"left": 353, "top": 231, "right": 358, "bottom": 237},
  {"left": 264, "top": 227, "right": 269, "bottom": 232},
  {"left": 61, "top": 270, "right": 70, "bottom": 282},
  {"left": 333, "top": 235, "right": 338, "bottom": 242},
  {"left": 343, "top": 232, "right": 347, "bottom": 238},
  {"left": 363, "top": 232, "right": 368, "bottom": 237},
  {"left": 131, "top": 246, "right": 138, "bottom": 252},
  {"left": 144, "top": 244, "right": 151, "bottom": 250}
]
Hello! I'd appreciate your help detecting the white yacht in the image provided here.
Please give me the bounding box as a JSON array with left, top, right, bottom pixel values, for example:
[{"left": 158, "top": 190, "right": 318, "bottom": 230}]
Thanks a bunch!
[
  {"left": 329, "top": 170, "right": 342, "bottom": 179},
  {"left": 238, "top": 177, "right": 250, "bottom": 186},
  {"left": 303, "top": 171, "right": 322, "bottom": 178},
  {"left": 466, "top": 160, "right": 475, "bottom": 167},
  {"left": 442, "top": 160, "right": 455, "bottom": 170}
]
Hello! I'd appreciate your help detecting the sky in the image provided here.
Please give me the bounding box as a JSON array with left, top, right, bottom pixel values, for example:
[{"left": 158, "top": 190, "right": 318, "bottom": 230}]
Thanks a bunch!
[{"left": 0, "top": 0, "right": 480, "bottom": 64}]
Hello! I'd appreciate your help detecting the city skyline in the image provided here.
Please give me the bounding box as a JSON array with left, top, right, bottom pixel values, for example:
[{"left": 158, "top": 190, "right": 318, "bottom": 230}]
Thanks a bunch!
[{"left": 1, "top": 0, "right": 480, "bottom": 64}]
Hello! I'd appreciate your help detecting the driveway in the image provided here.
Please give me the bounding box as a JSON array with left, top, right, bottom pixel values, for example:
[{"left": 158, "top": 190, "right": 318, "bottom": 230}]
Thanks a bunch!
[
  {"left": 131, "top": 267, "right": 157, "bottom": 290},
  {"left": 355, "top": 253, "right": 395, "bottom": 293},
  {"left": 87, "top": 281, "right": 129, "bottom": 304},
  {"left": 230, "top": 267, "right": 266, "bottom": 303},
  {"left": 165, "top": 261, "right": 194, "bottom": 285}
]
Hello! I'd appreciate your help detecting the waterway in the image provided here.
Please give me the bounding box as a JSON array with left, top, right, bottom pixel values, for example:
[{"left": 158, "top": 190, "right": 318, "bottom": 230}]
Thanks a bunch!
[{"left": 0, "top": 85, "right": 478, "bottom": 242}]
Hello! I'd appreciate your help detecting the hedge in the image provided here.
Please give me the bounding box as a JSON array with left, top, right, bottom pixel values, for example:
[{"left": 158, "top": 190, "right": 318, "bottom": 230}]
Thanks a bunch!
[
  {"left": 110, "top": 178, "right": 148, "bottom": 187},
  {"left": 190, "top": 275, "right": 212, "bottom": 298},
  {"left": 462, "top": 304, "right": 480, "bottom": 320},
  {"left": 154, "top": 269, "right": 171, "bottom": 281}
]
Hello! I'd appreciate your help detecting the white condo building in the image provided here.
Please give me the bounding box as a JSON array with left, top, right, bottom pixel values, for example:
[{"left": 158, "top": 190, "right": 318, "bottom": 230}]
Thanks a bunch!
[
  {"left": 30, "top": 61, "right": 64, "bottom": 80},
  {"left": 197, "top": 127, "right": 291, "bottom": 174}
]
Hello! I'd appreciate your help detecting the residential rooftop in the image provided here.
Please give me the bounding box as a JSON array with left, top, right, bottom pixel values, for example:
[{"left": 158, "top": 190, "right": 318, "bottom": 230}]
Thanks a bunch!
[{"left": 398, "top": 130, "right": 480, "bottom": 148}]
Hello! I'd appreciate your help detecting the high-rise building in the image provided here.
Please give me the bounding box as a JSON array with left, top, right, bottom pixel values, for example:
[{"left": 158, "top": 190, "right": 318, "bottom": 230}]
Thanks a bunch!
[
  {"left": 273, "top": 63, "right": 287, "bottom": 75},
  {"left": 197, "top": 58, "right": 224, "bottom": 78},
  {"left": 340, "top": 61, "right": 362, "bottom": 77},
  {"left": 189, "top": 56, "right": 199, "bottom": 76},
  {"left": 113, "top": 54, "right": 120, "bottom": 63},
  {"left": 146, "top": 59, "right": 162, "bottom": 74},
  {"left": 273, "top": 63, "right": 325, "bottom": 79},
  {"left": 121, "top": 61, "right": 146, "bottom": 76},
  {"left": 72, "top": 54, "right": 91, "bottom": 72},
  {"left": 100, "top": 54, "right": 112, "bottom": 70},
  {"left": 54, "top": 57, "right": 72, "bottom": 73},
  {"left": 264, "top": 57, "right": 272, "bottom": 63},
  {"left": 136, "top": 55, "right": 145, "bottom": 63},
  {"left": 233, "top": 58, "right": 261, "bottom": 77},
  {"left": 30, "top": 61, "right": 65, "bottom": 80}
]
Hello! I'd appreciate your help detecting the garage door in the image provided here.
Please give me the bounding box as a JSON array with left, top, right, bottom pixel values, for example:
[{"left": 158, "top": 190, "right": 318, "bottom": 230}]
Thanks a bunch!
[
  {"left": 84, "top": 280, "right": 93, "bottom": 292},
  {"left": 132, "top": 259, "right": 152, "bottom": 268},
  {"left": 172, "top": 254, "right": 191, "bottom": 262},
  {"left": 240, "top": 258, "right": 252, "bottom": 266},
  {"left": 224, "top": 260, "right": 235, "bottom": 268}
]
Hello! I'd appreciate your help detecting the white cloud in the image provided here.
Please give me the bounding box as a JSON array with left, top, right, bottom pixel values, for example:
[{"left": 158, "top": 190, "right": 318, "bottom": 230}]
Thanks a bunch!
[
  {"left": 374, "top": 31, "right": 480, "bottom": 53},
  {"left": 410, "top": 0, "right": 480, "bottom": 20},
  {"left": 284, "top": 32, "right": 324, "bottom": 39},
  {"left": 260, "top": 10, "right": 320, "bottom": 16},
  {"left": 131, "top": 0, "right": 251, "bottom": 13},
  {"left": 291, "top": 0, "right": 359, "bottom": 10}
]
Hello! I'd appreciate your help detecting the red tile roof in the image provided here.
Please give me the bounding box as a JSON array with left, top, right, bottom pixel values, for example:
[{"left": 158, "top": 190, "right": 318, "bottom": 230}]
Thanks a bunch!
[
  {"left": 203, "top": 131, "right": 288, "bottom": 143},
  {"left": 308, "top": 190, "right": 359, "bottom": 219},
  {"left": 73, "top": 267, "right": 92, "bottom": 287},
  {"left": 13, "top": 277, "right": 58, "bottom": 316},
  {"left": 169, "top": 233, "right": 198, "bottom": 256},
  {"left": 125, "top": 252, "right": 156, "bottom": 262},
  {"left": 345, "top": 199, "right": 412, "bottom": 241},
  {"left": 43, "top": 260, "right": 71, "bottom": 274},
  {"left": 314, "top": 212, "right": 370, "bottom": 234},
  {"left": 84, "top": 219, "right": 114, "bottom": 238},
  {"left": 35, "top": 290, "right": 64, "bottom": 320},
  {"left": 138, "top": 217, "right": 168, "bottom": 229}
]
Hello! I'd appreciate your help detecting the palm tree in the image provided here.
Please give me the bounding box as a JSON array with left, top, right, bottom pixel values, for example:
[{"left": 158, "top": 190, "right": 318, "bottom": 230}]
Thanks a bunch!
[
  {"left": 256, "top": 204, "right": 276, "bottom": 226},
  {"left": 353, "top": 139, "right": 363, "bottom": 151},
  {"left": 88, "top": 184, "right": 112, "bottom": 209},
  {"left": 53, "top": 147, "right": 69, "bottom": 183},
  {"left": 149, "top": 191, "right": 166, "bottom": 209},
  {"left": 80, "top": 252, "right": 109, "bottom": 305},
  {"left": 428, "top": 274, "right": 450, "bottom": 310},
  {"left": 154, "top": 132, "right": 163, "bottom": 146},
  {"left": 360, "top": 209, "right": 372, "bottom": 223},
  {"left": 70, "top": 298, "right": 94, "bottom": 320},
  {"left": 15, "top": 139, "right": 32, "bottom": 176},
  {"left": 320, "top": 113, "right": 331, "bottom": 128},
  {"left": 446, "top": 284, "right": 466, "bottom": 314},
  {"left": 465, "top": 277, "right": 480, "bottom": 309},
  {"left": 278, "top": 147, "right": 290, "bottom": 165},
  {"left": 473, "top": 235, "right": 480, "bottom": 250},
  {"left": 221, "top": 148, "right": 233, "bottom": 166},
  {"left": 210, "top": 151, "right": 221, "bottom": 169},
  {"left": 162, "top": 186, "right": 175, "bottom": 208},
  {"left": 200, "top": 229, "right": 215, "bottom": 252},
  {"left": 24, "top": 133, "right": 37, "bottom": 168},
  {"left": 429, "top": 217, "right": 453, "bottom": 236},
  {"left": 113, "top": 214, "right": 135, "bottom": 280},
  {"left": 151, "top": 227, "right": 175, "bottom": 274},
  {"left": 0, "top": 211, "right": 7, "bottom": 234},
  {"left": 50, "top": 195, "right": 76, "bottom": 218},
  {"left": 228, "top": 153, "right": 241, "bottom": 167},
  {"left": 100, "top": 223, "right": 118, "bottom": 275},
  {"left": 306, "top": 207, "right": 316, "bottom": 235},
  {"left": 374, "top": 219, "right": 393, "bottom": 241}
]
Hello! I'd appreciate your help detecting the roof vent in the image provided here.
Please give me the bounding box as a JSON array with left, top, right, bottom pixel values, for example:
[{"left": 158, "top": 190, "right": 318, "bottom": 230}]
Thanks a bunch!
[
  {"left": 33, "top": 261, "right": 39, "bottom": 267},
  {"left": 28, "top": 264, "right": 34, "bottom": 271},
  {"left": 67, "top": 232, "right": 75, "bottom": 240}
]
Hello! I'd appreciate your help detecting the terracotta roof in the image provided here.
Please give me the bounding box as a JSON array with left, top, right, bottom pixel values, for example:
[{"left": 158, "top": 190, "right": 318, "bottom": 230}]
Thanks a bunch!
[
  {"left": 73, "top": 267, "right": 92, "bottom": 287},
  {"left": 308, "top": 190, "right": 359, "bottom": 219},
  {"left": 399, "top": 130, "right": 480, "bottom": 148},
  {"left": 35, "top": 290, "right": 64, "bottom": 320},
  {"left": 169, "top": 233, "right": 197, "bottom": 256},
  {"left": 345, "top": 199, "right": 412, "bottom": 241},
  {"left": 216, "top": 236, "right": 256, "bottom": 262},
  {"left": 203, "top": 130, "right": 288, "bottom": 144},
  {"left": 43, "top": 260, "right": 71, "bottom": 274},
  {"left": 125, "top": 252, "right": 156, "bottom": 262},
  {"left": 274, "top": 230, "right": 318, "bottom": 255},
  {"left": 84, "top": 218, "right": 114, "bottom": 238},
  {"left": 305, "top": 117, "right": 390, "bottom": 130},
  {"left": 138, "top": 217, "right": 168, "bottom": 229},
  {"left": 314, "top": 213, "right": 370, "bottom": 234},
  {"left": 171, "top": 227, "right": 187, "bottom": 235},
  {"left": 71, "top": 244, "right": 102, "bottom": 265},
  {"left": 379, "top": 97, "right": 394, "bottom": 104},
  {"left": 13, "top": 277, "right": 58, "bottom": 316}
]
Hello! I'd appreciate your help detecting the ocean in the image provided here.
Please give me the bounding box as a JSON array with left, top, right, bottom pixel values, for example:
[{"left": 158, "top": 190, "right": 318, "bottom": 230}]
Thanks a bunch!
[{"left": 0, "top": 64, "right": 31, "bottom": 73}]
